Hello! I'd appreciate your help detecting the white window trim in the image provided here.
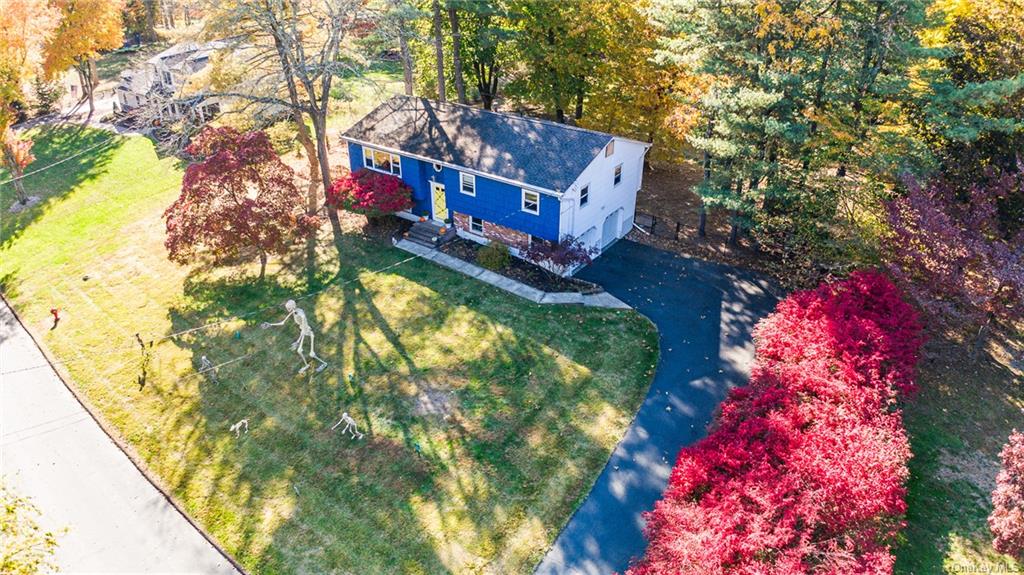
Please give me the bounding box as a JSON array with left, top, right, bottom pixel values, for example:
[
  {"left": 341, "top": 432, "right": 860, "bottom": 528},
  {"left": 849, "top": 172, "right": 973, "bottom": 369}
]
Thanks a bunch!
[
  {"left": 362, "top": 145, "right": 402, "bottom": 176},
  {"left": 613, "top": 164, "right": 623, "bottom": 186},
  {"left": 470, "top": 216, "right": 484, "bottom": 234},
  {"left": 580, "top": 184, "right": 589, "bottom": 207},
  {"left": 605, "top": 140, "right": 614, "bottom": 157},
  {"left": 460, "top": 172, "right": 476, "bottom": 196},
  {"left": 521, "top": 189, "right": 540, "bottom": 215},
  {"left": 433, "top": 163, "right": 443, "bottom": 172}
]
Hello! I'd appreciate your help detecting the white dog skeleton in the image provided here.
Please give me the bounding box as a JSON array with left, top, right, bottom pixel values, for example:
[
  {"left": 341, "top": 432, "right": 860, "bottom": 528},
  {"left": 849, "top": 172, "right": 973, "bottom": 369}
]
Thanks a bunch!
[
  {"left": 230, "top": 419, "right": 249, "bottom": 437},
  {"left": 331, "top": 412, "right": 364, "bottom": 439},
  {"left": 261, "top": 300, "right": 328, "bottom": 374}
]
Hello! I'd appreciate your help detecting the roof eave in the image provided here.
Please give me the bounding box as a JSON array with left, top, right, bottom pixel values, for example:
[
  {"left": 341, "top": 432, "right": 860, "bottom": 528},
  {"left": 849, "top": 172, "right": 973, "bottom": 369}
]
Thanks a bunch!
[{"left": 340, "top": 135, "right": 565, "bottom": 197}]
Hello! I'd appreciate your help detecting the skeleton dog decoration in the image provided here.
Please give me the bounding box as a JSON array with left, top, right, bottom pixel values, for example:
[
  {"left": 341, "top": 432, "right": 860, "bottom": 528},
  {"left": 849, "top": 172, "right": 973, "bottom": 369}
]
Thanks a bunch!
[
  {"left": 331, "top": 412, "right": 364, "bottom": 440},
  {"left": 261, "top": 300, "right": 328, "bottom": 374},
  {"left": 230, "top": 419, "right": 249, "bottom": 437}
]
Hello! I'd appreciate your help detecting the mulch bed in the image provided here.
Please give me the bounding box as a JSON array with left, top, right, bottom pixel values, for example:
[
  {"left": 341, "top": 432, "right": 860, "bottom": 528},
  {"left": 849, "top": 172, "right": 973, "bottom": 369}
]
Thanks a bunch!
[{"left": 440, "top": 238, "right": 599, "bottom": 294}]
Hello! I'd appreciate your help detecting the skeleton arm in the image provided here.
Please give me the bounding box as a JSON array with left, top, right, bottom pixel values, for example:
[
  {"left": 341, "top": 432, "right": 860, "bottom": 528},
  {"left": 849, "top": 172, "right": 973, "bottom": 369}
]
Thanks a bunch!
[{"left": 260, "top": 310, "right": 294, "bottom": 329}]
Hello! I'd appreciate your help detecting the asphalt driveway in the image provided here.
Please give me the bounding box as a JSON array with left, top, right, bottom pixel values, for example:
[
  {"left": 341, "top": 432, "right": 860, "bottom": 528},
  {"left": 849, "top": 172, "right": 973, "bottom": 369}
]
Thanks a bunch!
[{"left": 535, "top": 240, "right": 778, "bottom": 575}]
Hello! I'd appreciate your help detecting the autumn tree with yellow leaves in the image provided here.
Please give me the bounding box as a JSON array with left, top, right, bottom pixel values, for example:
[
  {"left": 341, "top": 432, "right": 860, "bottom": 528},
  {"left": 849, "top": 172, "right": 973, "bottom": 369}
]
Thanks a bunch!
[{"left": 44, "top": 0, "right": 125, "bottom": 117}]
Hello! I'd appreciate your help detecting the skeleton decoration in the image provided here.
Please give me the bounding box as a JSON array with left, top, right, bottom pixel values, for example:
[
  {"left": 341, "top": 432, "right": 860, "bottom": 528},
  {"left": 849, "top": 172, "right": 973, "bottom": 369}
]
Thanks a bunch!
[
  {"left": 230, "top": 419, "right": 249, "bottom": 437},
  {"left": 330, "top": 412, "right": 364, "bottom": 439},
  {"left": 197, "top": 355, "right": 218, "bottom": 383},
  {"left": 261, "top": 300, "right": 328, "bottom": 374}
]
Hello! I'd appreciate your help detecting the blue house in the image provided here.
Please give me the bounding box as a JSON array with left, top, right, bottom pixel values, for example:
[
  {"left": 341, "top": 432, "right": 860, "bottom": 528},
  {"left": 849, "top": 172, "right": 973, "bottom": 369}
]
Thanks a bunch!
[{"left": 341, "top": 96, "right": 651, "bottom": 268}]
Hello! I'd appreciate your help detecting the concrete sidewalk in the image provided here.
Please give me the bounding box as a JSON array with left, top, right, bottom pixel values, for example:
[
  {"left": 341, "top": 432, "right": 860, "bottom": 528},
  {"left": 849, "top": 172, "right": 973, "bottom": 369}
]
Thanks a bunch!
[{"left": 0, "top": 301, "right": 242, "bottom": 574}]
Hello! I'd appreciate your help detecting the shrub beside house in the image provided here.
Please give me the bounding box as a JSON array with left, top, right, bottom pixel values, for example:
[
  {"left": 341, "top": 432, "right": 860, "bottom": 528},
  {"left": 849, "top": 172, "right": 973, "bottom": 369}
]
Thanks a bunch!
[{"left": 628, "top": 271, "right": 924, "bottom": 575}]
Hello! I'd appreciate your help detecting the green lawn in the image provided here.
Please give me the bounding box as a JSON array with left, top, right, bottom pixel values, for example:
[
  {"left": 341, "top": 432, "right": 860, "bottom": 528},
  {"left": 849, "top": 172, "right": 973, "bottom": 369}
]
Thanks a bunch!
[
  {"left": 0, "top": 127, "right": 658, "bottom": 574},
  {"left": 895, "top": 335, "right": 1024, "bottom": 574}
]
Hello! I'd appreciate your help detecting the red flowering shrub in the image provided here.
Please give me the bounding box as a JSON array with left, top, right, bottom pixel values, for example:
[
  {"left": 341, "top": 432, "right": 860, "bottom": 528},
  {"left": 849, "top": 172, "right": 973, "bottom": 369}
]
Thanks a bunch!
[
  {"left": 628, "top": 270, "right": 923, "bottom": 575},
  {"left": 522, "top": 235, "right": 599, "bottom": 276},
  {"left": 990, "top": 430, "right": 1024, "bottom": 559},
  {"left": 327, "top": 168, "right": 413, "bottom": 218}
]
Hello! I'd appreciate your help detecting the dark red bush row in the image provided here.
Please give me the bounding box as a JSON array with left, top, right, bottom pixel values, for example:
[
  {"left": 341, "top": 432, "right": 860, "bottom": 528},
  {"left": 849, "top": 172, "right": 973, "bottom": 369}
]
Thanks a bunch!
[{"left": 628, "top": 270, "right": 924, "bottom": 575}]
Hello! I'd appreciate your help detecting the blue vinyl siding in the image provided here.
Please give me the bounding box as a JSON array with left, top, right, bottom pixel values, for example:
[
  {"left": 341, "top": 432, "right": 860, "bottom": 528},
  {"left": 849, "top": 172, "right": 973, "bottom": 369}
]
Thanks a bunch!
[{"left": 346, "top": 141, "right": 560, "bottom": 240}]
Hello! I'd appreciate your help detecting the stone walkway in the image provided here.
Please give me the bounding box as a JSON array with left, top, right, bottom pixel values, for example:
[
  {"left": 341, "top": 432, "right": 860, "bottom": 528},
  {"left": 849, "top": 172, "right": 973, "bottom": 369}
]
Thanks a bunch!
[{"left": 394, "top": 238, "right": 631, "bottom": 308}]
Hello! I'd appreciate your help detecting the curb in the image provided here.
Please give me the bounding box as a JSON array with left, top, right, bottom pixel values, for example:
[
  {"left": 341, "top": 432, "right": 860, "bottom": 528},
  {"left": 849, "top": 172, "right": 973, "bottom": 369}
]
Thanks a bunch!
[{"left": 0, "top": 294, "right": 249, "bottom": 575}]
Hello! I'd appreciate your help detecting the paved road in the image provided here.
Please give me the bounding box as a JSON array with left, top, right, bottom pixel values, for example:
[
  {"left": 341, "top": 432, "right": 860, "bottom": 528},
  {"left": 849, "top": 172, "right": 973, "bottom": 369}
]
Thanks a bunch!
[
  {"left": 0, "top": 301, "right": 242, "bottom": 574},
  {"left": 535, "top": 241, "right": 778, "bottom": 575}
]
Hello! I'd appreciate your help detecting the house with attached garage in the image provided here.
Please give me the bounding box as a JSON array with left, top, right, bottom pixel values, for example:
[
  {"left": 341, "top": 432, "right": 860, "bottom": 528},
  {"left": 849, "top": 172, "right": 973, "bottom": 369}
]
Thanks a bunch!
[{"left": 340, "top": 96, "right": 651, "bottom": 271}]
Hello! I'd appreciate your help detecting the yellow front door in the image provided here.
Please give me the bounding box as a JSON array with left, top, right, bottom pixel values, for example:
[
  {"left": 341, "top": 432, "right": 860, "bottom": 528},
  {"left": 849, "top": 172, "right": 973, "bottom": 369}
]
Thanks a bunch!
[{"left": 431, "top": 182, "right": 447, "bottom": 223}]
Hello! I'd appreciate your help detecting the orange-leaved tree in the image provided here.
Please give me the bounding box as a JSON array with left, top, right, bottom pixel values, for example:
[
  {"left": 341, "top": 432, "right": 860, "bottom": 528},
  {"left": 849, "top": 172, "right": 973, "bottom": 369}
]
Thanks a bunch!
[{"left": 43, "top": 0, "right": 124, "bottom": 117}]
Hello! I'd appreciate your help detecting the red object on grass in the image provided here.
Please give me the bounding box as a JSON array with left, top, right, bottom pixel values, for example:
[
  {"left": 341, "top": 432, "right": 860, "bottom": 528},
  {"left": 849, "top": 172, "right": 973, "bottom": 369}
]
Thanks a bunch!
[{"left": 50, "top": 308, "right": 59, "bottom": 320}]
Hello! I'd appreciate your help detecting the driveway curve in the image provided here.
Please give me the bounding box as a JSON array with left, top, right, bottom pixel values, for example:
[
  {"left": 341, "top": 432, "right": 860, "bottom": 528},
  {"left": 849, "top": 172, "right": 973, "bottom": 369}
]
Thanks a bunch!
[{"left": 535, "top": 240, "right": 778, "bottom": 575}]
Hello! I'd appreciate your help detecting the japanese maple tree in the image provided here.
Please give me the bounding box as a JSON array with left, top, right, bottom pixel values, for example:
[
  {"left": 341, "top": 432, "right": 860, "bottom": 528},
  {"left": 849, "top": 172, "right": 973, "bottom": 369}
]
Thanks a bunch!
[
  {"left": 885, "top": 171, "right": 1024, "bottom": 349},
  {"left": 522, "top": 235, "right": 598, "bottom": 276},
  {"left": 990, "top": 430, "right": 1024, "bottom": 560},
  {"left": 164, "top": 126, "right": 313, "bottom": 279},
  {"left": 327, "top": 168, "right": 413, "bottom": 223}
]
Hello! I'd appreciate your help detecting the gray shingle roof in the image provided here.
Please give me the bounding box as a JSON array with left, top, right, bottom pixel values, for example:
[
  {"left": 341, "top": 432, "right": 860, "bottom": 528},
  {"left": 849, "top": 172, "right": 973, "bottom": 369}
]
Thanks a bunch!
[{"left": 341, "top": 96, "right": 614, "bottom": 192}]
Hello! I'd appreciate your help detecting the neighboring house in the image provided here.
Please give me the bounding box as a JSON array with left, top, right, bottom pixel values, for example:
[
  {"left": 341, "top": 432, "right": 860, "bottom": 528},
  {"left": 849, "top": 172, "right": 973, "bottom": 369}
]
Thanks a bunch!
[
  {"left": 341, "top": 96, "right": 651, "bottom": 266},
  {"left": 115, "top": 41, "right": 224, "bottom": 124}
]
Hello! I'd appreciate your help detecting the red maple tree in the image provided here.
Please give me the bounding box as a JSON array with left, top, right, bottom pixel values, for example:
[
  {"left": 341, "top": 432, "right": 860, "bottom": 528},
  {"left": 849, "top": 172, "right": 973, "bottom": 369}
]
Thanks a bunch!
[
  {"left": 327, "top": 168, "right": 413, "bottom": 221},
  {"left": 164, "top": 126, "right": 313, "bottom": 279},
  {"left": 629, "top": 271, "right": 923, "bottom": 575},
  {"left": 990, "top": 430, "right": 1024, "bottom": 560}
]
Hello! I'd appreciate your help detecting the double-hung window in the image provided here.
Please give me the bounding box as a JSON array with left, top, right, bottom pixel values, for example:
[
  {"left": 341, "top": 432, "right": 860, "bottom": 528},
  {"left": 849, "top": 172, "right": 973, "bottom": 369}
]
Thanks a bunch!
[
  {"left": 470, "top": 216, "right": 484, "bottom": 234},
  {"left": 362, "top": 146, "right": 402, "bottom": 176},
  {"left": 613, "top": 164, "right": 622, "bottom": 186},
  {"left": 580, "top": 185, "right": 590, "bottom": 207},
  {"left": 460, "top": 173, "right": 476, "bottom": 196},
  {"left": 521, "top": 189, "right": 540, "bottom": 215}
]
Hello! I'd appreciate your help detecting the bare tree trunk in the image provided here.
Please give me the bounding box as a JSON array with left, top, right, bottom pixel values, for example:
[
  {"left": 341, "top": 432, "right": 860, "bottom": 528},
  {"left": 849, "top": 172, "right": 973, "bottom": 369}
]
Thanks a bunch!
[
  {"left": 574, "top": 80, "right": 585, "bottom": 120},
  {"left": 398, "top": 18, "right": 414, "bottom": 96},
  {"left": 448, "top": 5, "right": 467, "bottom": 104},
  {"left": 2, "top": 149, "right": 28, "bottom": 204},
  {"left": 698, "top": 120, "right": 713, "bottom": 238},
  {"left": 77, "top": 60, "right": 97, "bottom": 118},
  {"left": 431, "top": 0, "right": 446, "bottom": 102},
  {"left": 259, "top": 251, "right": 268, "bottom": 280},
  {"left": 310, "top": 111, "right": 345, "bottom": 251}
]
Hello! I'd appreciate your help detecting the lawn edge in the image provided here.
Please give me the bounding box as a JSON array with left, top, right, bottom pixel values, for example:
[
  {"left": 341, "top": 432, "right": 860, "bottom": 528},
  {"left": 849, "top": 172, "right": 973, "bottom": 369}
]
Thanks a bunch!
[
  {"left": 0, "top": 292, "right": 250, "bottom": 575},
  {"left": 528, "top": 312, "right": 661, "bottom": 574}
]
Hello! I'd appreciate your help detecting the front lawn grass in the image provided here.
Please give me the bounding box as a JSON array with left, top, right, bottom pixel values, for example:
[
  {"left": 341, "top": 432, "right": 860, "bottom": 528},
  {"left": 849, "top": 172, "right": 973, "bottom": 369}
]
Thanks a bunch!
[{"left": 0, "top": 126, "right": 658, "bottom": 574}]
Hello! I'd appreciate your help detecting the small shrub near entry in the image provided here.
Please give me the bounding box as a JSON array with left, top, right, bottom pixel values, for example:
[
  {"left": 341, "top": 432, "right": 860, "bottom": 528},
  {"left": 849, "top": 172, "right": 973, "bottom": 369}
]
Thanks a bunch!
[{"left": 478, "top": 242, "right": 511, "bottom": 271}]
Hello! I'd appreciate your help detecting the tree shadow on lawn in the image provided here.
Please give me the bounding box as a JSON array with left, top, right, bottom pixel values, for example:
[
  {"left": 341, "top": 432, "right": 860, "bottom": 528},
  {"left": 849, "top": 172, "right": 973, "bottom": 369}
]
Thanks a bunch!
[
  {"left": 149, "top": 251, "right": 656, "bottom": 573},
  {"left": 896, "top": 331, "right": 1024, "bottom": 574},
  {"left": 1, "top": 125, "right": 120, "bottom": 249}
]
